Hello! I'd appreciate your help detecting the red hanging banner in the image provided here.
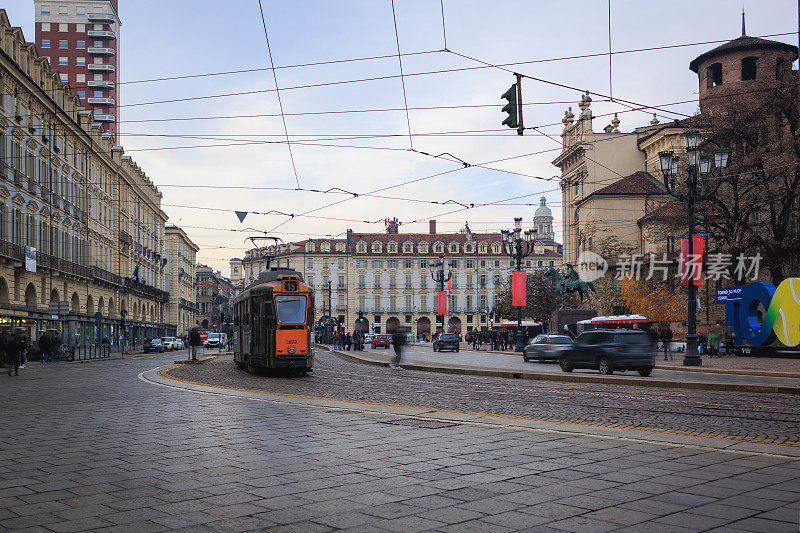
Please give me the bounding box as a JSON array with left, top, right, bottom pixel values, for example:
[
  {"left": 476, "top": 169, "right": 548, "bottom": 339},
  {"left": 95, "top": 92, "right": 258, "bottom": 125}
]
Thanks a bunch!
[
  {"left": 680, "top": 236, "right": 704, "bottom": 286},
  {"left": 437, "top": 290, "right": 447, "bottom": 315},
  {"left": 512, "top": 271, "right": 527, "bottom": 307}
]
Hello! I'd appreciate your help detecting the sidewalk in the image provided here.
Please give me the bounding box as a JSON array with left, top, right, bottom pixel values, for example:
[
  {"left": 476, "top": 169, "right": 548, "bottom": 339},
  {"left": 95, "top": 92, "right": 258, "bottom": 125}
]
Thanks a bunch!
[{"left": 329, "top": 345, "right": 800, "bottom": 395}]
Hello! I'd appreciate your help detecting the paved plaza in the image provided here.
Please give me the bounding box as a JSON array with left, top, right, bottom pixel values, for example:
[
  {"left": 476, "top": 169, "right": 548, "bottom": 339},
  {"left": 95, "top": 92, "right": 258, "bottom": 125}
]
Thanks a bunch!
[{"left": 1, "top": 351, "right": 799, "bottom": 532}]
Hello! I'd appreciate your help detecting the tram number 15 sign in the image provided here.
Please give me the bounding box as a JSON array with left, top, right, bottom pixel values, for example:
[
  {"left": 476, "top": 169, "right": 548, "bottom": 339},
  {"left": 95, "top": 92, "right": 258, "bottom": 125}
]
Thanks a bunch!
[{"left": 717, "top": 279, "right": 800, "bottom": 347}]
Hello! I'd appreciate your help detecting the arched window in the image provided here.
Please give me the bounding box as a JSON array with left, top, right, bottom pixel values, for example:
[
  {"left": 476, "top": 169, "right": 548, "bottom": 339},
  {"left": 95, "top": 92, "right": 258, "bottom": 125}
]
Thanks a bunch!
[
  {"left": 358, "top": 242, "right": 366, "bottom": 253},
  {"left": 449, "top": 243, "right": 458, "bottom": 253}
]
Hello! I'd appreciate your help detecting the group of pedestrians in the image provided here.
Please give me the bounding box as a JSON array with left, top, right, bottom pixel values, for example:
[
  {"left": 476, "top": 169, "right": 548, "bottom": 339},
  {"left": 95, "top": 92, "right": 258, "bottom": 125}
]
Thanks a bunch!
[
  {"left": 465, "top": 328, "right": 512, "bottom": 351},
  {"left": 332, "top": 330, "right": 365, "bottom": 351},
  {"left": 706, "top": 325, "right": 736, "bottom": 357}
]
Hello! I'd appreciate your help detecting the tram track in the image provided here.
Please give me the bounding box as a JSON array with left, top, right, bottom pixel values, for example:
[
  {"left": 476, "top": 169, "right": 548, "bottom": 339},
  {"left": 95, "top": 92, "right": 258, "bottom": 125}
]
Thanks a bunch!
[{"left": 166, "top": 351, "right": 800, "bottom": 443}]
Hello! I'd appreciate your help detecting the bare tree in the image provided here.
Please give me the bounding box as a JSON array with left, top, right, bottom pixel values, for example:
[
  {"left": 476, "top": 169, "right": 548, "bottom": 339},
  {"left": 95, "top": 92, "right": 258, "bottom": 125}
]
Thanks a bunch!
[{"left": 699, "top": 82, "right": 800, "bottom": 284}]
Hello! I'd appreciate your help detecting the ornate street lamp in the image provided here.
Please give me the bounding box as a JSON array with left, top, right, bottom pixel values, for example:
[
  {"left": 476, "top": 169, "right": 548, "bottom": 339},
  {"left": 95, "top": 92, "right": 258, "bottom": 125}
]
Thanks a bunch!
[
  {"left": 658, "top": 132, "right": 729, "bottom": 366},
  {"left": 429, "top": 256, "right": 452, "bottom": 334},
  {"left": 501, "top": 218, "right": 536, "bottom": 352}
]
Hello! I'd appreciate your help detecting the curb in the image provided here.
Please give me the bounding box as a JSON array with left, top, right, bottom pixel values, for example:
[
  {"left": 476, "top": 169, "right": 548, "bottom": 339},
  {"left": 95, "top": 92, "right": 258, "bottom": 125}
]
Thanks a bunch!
[
  {"left": 331, "top": 349, "right": 800, "bottom": 396},
  {"left": 653, "top": 364, "right": 800, "bottom": 378}
]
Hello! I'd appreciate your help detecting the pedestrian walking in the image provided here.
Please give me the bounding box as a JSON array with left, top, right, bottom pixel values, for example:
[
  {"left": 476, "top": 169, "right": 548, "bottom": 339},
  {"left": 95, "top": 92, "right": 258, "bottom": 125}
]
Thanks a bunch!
[
  {"left": 345, "top": 333, "right": 352, "bottom": 351},
  {"left": 390, "top": 329, "right": 406, "bottom": 369},
  {"left": 724, "top": 326, "right": 735, "bottom": 356},
  {"left": 7, "top": 329, "right": 26, "bottom": 376}
]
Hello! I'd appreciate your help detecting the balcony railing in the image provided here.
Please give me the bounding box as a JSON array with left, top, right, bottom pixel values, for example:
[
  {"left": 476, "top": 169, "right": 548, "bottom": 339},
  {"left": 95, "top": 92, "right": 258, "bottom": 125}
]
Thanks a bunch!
[
  {"left": 87, "top": 29, "right": 116, "bottom": 39},
  {"left": 88, "top": 63, "right": 115, "bottom": 72},
  {"left": 92, "top": 114, "right": 115, "bottom": 122},
  {"left": 124, "top": 278, "right": 170, "bottom": 303},
  {"left": 0, "top": 239, "right": 24, "bottom": 261},
  {"left": 87, "top": 13, "right": 116, "bottom": 23},
  {"left": 87, "top": 97, "right": 115, "bottom": 106},
  {"left": 87, "top": 80, "right": 115, "bottom": 89},
  {"left": 88, "top": 47, "right": 115, "bottom": 55},
  {"left": 92, "top": 266, "right": 122, "bottom": 286},
  {"left": 119, "top": 230, "right": 133, "bottom": 246},
  {"left": 36, "top": 252, "right": 91, "bottom": 279}
]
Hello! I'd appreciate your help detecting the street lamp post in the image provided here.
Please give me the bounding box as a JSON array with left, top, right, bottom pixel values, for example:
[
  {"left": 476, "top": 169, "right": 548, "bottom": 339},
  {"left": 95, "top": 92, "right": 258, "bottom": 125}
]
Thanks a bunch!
[
  {"left": 658, "top": 133, "right": 729, "bottom": 366},
  {"left": 501, "top": 218, "right": 536, "bottom": 352},
  {"left": 429, "top": 257, "right": 451, "bottom": 334}
]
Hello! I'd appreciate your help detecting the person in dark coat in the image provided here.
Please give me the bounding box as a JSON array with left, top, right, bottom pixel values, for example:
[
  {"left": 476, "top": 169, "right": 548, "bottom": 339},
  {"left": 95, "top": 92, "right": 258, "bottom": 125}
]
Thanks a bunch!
[
  {"left": 7, "top": 329, "right": 27, "bottom": 376},
  {"left": 390, "top": 329, "right": 406, "bottom": 369}
]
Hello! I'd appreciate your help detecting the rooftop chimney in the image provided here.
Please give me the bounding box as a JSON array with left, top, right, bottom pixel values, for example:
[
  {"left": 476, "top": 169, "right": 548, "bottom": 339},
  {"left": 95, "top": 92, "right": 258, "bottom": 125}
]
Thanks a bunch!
[{"left": 429, "top": 220, "right": 436, "bottom": 235}]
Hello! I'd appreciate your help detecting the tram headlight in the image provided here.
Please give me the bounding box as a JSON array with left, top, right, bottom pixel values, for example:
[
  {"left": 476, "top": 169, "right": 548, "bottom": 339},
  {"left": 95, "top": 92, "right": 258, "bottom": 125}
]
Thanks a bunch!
[{"left": 288, "top": 346, "right": 296, "bottom": 354}]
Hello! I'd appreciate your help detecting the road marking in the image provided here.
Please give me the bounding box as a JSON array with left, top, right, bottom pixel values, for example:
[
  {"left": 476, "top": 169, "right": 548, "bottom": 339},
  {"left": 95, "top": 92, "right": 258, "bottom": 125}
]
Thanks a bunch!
[{"left": 153, "top": 365, "right": 800, "bottom": 449}]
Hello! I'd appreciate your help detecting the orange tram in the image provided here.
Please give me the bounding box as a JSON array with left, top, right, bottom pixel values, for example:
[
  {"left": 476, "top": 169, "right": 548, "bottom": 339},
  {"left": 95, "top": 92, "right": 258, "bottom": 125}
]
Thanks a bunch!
[{"left": 233, "top": 269, "right": 314, "bottom": 374}]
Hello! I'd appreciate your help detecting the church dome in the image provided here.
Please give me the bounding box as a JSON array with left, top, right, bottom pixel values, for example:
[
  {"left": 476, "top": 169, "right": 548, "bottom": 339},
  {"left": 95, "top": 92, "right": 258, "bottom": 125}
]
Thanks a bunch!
[{"left": 534, "top": 197, "right": 552, "bottom": 218}]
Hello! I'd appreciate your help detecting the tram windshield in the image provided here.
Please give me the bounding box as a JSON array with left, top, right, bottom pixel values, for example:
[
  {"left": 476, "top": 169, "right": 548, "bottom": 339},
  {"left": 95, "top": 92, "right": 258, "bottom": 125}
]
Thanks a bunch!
[{"left": 275, "top": 295, "right": 307, "bottom": 324}]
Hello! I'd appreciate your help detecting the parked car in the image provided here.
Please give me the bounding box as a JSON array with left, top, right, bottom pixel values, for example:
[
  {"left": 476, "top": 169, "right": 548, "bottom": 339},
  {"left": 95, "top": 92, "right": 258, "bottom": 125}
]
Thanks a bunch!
[
  {"left": 433, "top": 333, "right": 460, "bottom": 352},
  {"left": 363, "top": 333, "right": 374, "bottom": 345},
  {"left": 174, "top": 338, "right": 185, "bottom": 350},
  {"left": 559, "top": 329, "right": 656, "bottom": 376},
  {"left": 371, "top": 334, "right": 391, "bottom": 349},
  {"left": 144, "top": 338, "right": 165, "bottom": 353},
  {"left": 205, "top": 333, "right": 221, "bottom": 348},
  {"left": 161, "top": 337, "right": 177, "bottom": 350},
  {"left": 523, "top": 334, "right": 573, "bottom": 362}
]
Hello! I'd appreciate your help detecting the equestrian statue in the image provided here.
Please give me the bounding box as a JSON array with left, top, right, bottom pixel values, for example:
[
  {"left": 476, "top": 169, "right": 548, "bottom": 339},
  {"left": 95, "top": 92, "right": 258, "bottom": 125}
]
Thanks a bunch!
[{"left": 543, "top": 263, "right": 596, "bottom": 309}]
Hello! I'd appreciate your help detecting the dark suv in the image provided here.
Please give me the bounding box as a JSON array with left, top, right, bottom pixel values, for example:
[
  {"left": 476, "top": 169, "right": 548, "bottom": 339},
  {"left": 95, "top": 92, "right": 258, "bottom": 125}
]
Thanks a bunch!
[
  {"left": 433, "top": 333, "right": 460, "bottom": 352},
  {"left": 559, "top": 330, "right": 656, "bottom": 376}
]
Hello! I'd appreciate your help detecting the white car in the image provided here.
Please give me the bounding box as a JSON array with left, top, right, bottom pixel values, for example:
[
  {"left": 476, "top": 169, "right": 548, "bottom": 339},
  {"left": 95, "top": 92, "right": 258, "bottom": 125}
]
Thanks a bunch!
[
  {"left": 205, "top": 333, "right": 221, "bottom": 348},
  {"left": 161, "top": 337, "right": 177, "bottom": 350},
  {"left": 174, "top": 339, "right": 185, "bottom": 350}
]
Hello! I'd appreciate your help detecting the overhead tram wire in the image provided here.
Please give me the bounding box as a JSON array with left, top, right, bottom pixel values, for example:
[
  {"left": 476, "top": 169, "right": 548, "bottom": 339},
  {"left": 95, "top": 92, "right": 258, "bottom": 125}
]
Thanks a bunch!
[
  {"left": 391, "top": 0, "right": 414, "bottom": 151},
  {"left": 114, "top": 31, "right": 797, "bottom": 87},
  {"left": 10, "top": 32, "right": 797, "bottom": 110},
  {"left": 261, "top": 146, "right": 568, "bottom": 234},
  {"left": 440, "top": 0, "right": 448, "bottom": 50},
  {"left": 446, "top": 49, "right": 692, "bottom": 119},
  {"left": 106, "top": 32, "right": 798, "bottom": 111},
  {"left": 119, "top": 49, "right": 445, "bottom": 85},
  {"left": 256, "top": 0, "right": 300, "bottom": 189}
]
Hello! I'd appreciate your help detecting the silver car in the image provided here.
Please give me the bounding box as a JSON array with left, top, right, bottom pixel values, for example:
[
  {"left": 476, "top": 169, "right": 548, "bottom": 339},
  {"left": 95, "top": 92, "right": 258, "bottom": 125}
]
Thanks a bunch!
[{"left": 523, "top": 334, "right": 573, "bottom": 362}]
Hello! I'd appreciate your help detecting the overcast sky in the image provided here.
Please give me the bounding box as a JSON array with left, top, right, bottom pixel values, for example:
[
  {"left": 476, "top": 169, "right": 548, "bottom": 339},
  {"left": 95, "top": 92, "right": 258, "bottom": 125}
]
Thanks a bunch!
[{"left": 3, "top": 0, "right": 798, "bottom": 275}]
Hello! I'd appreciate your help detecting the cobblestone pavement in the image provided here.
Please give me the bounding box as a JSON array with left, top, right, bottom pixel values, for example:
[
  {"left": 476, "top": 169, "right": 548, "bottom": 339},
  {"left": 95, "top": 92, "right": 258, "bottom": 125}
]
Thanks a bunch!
[
  {"left": 168, "top": 351, "right": 800, "bottom": 445},
  {"left": 1, "top": 352, "right": 799, "bottom": 532}
]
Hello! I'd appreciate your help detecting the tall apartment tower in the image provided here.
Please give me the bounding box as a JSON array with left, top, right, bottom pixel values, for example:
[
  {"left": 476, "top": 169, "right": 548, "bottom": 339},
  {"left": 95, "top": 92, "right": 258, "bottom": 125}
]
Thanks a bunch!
[{"left": 34, "top": 0, "right": 120, "bottom": 136}]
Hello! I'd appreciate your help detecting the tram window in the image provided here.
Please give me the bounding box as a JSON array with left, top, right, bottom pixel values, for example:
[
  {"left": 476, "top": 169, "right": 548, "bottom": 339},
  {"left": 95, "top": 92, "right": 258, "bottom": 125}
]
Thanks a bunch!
[{"left": 275, "top": 295, "right": 307, "bottom": 324}]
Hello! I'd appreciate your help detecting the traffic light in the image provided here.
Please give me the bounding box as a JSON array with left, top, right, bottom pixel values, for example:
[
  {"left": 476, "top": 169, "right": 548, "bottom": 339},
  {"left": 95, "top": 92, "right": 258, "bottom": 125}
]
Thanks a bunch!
[{"left": 501, "top": 84, "right": 518, "bottom": 129}]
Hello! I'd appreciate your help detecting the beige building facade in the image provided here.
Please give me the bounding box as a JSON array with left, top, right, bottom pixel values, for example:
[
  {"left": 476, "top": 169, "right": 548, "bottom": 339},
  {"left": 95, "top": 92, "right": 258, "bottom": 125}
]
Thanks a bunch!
[
  {"left": 555, "top": 29, "right": 798, "bottom": 266},
  {"left": 0, "top": 10, "right": 174, "bottom": 349},
  {"left": 238, "top": 221, "right": 563, "bottom": 337},
  {"left": 165, "top": 225, "right": 198, "bottom": 338}
]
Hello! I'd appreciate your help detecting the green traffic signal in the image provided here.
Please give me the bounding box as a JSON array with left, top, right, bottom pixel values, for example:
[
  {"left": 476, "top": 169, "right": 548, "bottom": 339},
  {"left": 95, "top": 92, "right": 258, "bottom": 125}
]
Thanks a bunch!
[{"left": 501, "top": 84, "right": 518, "bottom": 129}]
